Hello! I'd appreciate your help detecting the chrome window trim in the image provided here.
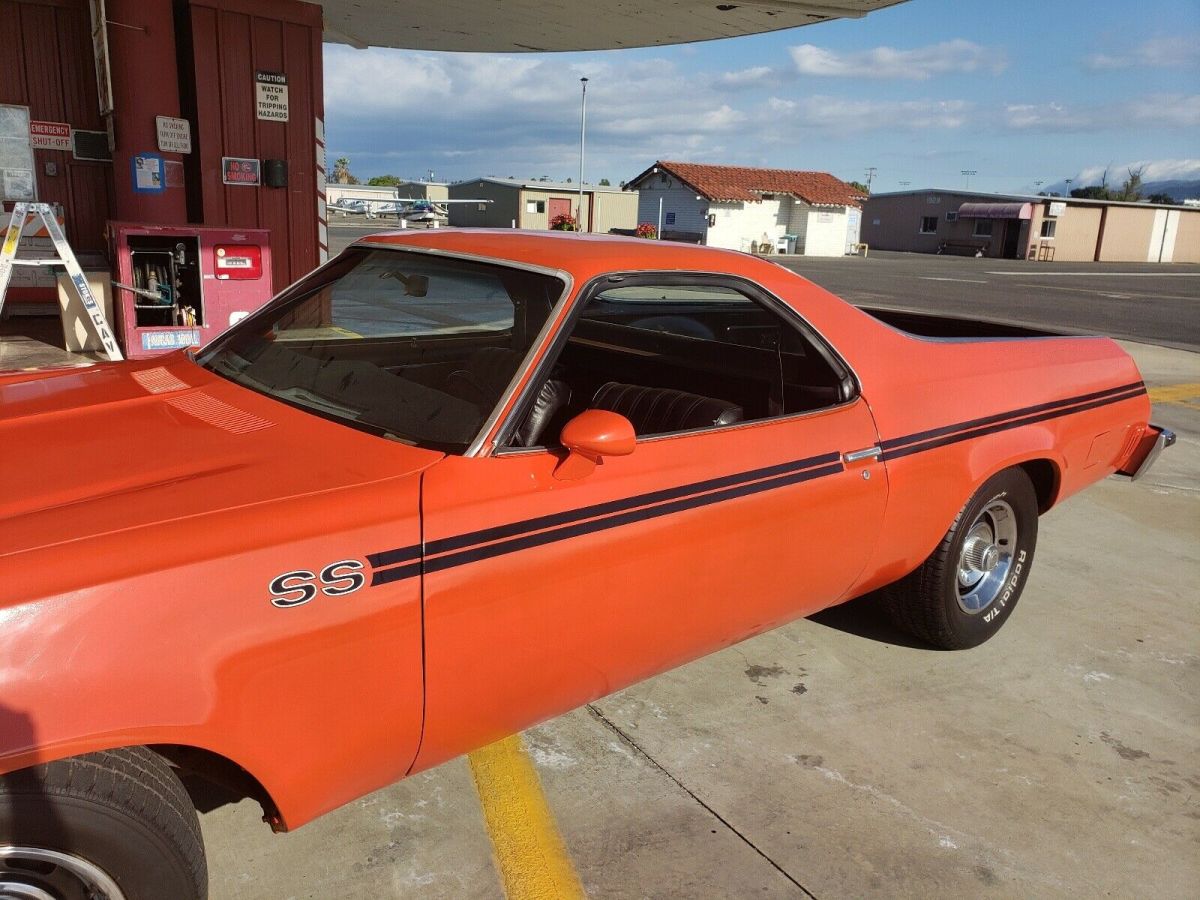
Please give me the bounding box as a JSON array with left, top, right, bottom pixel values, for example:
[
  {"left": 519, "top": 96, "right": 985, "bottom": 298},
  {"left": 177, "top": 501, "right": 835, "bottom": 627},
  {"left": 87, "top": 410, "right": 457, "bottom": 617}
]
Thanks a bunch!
[{"left": 490, "top": 396, "right": 864, "bottom": 458}]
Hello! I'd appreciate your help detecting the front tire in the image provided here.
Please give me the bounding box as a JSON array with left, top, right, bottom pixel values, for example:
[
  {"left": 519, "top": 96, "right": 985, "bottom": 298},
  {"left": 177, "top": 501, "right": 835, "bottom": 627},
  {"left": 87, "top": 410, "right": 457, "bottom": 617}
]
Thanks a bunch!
[
  {"left": 0, "top": 747, "right": 206, "bottom": 900},
  {"left": 886, "top": 468, "right": 1039, "bottom": 649}
]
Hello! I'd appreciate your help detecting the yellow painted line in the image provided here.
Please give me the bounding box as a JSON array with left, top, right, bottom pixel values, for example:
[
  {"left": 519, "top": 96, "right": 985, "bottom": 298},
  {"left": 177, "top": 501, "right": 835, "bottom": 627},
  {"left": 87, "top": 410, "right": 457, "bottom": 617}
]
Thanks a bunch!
[
  {"left": 468, "top": 735, "right": 587, "bottom": 900},
  {"left": 1148, "top": 383, "right": 1200, "bottom": 410}
]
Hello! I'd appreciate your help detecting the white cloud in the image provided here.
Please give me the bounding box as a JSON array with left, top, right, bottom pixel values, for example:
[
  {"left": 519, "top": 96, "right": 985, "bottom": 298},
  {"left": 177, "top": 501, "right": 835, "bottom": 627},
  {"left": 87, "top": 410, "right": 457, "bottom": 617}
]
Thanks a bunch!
[
  {"left": 1081, "top": 159, "right": 1200, "bottom": 185},
  {"left": 778, "top": 96, "right": 973, "bottom": 131},
  {"left": 718, "top": 66, "right": 775, "bottom": 87},
  {"left": 1085, "top": 35, "right": 1200, "bottom": 70},
  {"left": 1003, "top": 94, "right": 1200, "bottom": 131},
  {"left": 789, "top": 39, "right": 1007, "bottom": 80}
]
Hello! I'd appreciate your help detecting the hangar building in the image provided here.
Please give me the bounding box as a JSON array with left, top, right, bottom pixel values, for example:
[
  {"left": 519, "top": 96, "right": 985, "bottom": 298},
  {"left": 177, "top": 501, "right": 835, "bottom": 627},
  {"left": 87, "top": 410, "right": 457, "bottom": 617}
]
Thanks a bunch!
[
  {"left": 447, "top": 178, "right": 637, "bottom": 233},
  {"left": 864, "top": 189, "right": 1199, "bottom": 263}
]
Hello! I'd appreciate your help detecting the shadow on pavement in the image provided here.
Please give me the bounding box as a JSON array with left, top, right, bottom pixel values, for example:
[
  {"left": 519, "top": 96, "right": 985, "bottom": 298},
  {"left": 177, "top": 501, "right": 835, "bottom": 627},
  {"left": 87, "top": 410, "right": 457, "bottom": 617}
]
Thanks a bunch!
[{"left": 807, "top": 592, "right": 940, "bottom": 650}]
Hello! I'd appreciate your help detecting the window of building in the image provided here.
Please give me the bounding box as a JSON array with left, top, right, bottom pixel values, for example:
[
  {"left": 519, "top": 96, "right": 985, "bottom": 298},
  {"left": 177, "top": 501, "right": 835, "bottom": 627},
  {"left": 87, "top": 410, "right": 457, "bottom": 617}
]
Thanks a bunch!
[
  {"left": 920, "top": 216, "right": 938, "bottom": 234},
  {"left": 973, "top": 219, "right": 994, "bottom": 238},
  {"left": 477, "top": 203, "right": 487, "bottom": 212},
  {"left": 665, "top": 212, "right": 676, "bottom": 225},
  {"left": 526, "top": 200, "right": 545, "bottom": 214},
  {"left": 1040, "top": 220, "right": 1056, "bottom": 239},
  {"left": 945, "top": 211, "right": 958, "bottom": 222}
]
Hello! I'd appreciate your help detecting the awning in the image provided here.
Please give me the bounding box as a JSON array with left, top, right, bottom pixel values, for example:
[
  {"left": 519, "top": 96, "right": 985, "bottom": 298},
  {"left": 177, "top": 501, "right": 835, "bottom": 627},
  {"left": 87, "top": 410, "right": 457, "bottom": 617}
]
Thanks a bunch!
[
  {"left": 317, "top": 0, "right": 908, "bottom": 51},
  {"left": 957, "top": 202, "right": 1033, "bottom": 220}
]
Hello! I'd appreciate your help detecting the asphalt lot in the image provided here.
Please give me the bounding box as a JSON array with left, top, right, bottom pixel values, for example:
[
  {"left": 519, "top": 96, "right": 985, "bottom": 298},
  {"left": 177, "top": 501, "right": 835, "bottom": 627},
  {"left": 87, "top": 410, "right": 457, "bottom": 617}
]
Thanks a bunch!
[
  {"left": 199, "top": 227, "right": 1200, "bottom": 899},
  {"left": 328, "top": 225, "right": 1200, "bottom": 350}
]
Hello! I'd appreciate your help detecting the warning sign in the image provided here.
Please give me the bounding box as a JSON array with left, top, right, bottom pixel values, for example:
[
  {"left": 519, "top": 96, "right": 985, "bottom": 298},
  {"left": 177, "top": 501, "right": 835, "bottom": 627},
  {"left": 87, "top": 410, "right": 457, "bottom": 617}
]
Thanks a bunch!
[
  {"left": 255, "top": 71, "right": 289, "bottom": 122},
  {"left": 155, "top": 116, "right": 192, "bottom": 154},
  {"left": 222, "top": 157, "right": 261, "bottom": 186},
  {"left": 30, "top": 121, "right": 72, "bottom": 151}
]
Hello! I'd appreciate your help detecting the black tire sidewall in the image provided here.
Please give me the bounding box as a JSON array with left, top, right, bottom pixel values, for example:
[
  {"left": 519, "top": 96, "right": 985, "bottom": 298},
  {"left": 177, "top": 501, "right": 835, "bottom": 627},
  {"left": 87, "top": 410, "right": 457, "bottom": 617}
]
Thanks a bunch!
[
  {"left": 1, "top": 791, "right": 201, "bottom": 900},
  {"left": 938, "top": 469, "right": 1039, "bottom": 648}
]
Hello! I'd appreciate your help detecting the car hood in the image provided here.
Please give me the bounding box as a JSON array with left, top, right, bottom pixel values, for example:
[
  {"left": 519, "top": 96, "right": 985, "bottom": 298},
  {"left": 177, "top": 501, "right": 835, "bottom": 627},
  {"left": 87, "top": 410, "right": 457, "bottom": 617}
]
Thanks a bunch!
[{"left": 0, "top": 356, "right": 443, "bottom": 560}]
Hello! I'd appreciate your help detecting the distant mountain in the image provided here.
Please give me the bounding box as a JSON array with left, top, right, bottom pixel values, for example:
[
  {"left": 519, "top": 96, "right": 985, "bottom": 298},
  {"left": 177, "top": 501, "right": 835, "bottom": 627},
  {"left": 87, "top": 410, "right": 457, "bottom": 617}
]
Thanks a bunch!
[
  {"left": 1141, "top": 179, "right": 1200, "bottom": 201},
  {"left": 1038, "top": 178, "right": 1200, "bottom": 202}
]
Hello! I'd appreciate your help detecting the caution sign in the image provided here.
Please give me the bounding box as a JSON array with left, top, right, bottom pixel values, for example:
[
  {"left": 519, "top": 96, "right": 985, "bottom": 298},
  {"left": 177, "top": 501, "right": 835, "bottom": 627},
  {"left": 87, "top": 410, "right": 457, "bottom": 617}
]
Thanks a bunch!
[
  {"left": 255, "top": 71, "right": 289, "bottom": 122},
  {"left": 222, "top": 157, "right": 260, "bottom": 186}
]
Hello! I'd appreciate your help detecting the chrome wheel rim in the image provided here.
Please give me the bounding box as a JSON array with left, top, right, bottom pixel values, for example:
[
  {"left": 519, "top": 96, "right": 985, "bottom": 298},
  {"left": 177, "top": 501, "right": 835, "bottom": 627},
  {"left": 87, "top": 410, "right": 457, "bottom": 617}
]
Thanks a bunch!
[
  {"left": 956, "top": 499, "right": 1017, "bottom": 614},
  {"left": 0, "top": 846, "right": 125, "bottom": 900}
]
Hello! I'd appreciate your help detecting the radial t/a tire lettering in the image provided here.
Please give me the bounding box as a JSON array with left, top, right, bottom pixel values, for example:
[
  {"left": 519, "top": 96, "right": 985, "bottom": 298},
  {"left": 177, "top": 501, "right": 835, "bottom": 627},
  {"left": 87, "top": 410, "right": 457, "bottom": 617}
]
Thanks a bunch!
[
  {"left": 885, "top": 467, "right": 1039, "bottom": 650},
  {"left": 0, "top": 747, "right": 206, "bottom": 900}
]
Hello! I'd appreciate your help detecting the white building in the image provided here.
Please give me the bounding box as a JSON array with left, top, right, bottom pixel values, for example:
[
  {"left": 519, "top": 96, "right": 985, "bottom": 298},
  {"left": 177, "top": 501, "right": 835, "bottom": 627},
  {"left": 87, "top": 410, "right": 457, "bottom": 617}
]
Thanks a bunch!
[{"left": 624, "top": 161, "right": 865, "bottom": 255}]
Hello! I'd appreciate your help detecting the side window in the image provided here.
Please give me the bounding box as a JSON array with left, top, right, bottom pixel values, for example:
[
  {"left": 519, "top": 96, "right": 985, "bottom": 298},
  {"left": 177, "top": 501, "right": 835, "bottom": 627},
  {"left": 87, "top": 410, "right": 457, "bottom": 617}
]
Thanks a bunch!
[{"left": 509, "top": 279, "right": 849, "bottom": 446}]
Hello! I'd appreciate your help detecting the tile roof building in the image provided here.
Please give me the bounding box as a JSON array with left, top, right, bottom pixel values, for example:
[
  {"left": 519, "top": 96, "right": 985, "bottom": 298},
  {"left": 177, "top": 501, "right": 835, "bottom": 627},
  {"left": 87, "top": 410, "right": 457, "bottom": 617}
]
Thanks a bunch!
[{"left": 624, "top": 161, "right": 865, "bottom": 255}]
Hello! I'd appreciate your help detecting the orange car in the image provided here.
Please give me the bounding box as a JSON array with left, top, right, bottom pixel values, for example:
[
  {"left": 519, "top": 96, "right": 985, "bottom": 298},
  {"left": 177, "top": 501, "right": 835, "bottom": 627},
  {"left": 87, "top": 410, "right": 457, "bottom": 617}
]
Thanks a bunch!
[{"left": 0, "top": 232, "right": 1172, "bottom": 898}]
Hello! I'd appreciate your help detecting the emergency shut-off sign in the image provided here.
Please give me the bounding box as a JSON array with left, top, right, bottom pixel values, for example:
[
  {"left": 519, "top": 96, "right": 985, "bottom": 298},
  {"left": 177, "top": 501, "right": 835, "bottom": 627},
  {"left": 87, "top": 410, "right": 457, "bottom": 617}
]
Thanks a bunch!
[{"left": 255, "top": 71, "right": 289, "bottom": 122}]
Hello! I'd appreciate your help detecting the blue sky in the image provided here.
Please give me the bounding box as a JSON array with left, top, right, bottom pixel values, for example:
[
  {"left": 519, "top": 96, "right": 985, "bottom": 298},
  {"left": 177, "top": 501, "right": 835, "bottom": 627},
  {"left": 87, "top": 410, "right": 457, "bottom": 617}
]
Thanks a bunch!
[{"left": 324, "top": 0, "right": 1199, "bottom": 194}]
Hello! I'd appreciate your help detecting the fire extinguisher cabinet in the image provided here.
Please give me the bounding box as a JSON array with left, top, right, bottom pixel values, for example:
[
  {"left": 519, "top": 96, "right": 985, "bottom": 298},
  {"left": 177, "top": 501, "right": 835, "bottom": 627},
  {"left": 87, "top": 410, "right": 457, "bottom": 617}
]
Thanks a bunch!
[{"left": 108, "top": 222, "right": 274, "bottom": 358}]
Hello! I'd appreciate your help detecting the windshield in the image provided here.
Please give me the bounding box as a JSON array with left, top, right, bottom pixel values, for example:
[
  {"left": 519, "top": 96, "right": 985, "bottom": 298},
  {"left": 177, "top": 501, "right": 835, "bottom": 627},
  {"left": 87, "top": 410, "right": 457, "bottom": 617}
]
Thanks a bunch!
[{"left": 198, "top": 247, "right": 567, "bottom": 452}]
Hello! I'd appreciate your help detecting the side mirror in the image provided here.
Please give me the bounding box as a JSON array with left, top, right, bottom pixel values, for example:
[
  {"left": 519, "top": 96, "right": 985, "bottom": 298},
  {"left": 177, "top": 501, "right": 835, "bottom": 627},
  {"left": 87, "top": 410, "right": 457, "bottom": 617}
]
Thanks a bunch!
[{"left": 554, "top": 409, "right": 635, "bottom": 480}]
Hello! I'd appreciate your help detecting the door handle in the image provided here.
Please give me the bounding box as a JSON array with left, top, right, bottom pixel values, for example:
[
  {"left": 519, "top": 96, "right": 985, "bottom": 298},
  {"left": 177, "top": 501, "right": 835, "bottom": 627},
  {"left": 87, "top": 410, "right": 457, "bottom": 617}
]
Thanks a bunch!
[{"left": 843, "top": 446, "right": 882, "bottom": 464}]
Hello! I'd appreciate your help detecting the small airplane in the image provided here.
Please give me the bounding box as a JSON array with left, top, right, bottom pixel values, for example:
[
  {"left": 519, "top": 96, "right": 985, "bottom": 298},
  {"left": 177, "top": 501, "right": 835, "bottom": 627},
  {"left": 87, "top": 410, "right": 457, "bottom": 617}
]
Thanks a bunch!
[
  {"left": 328, "top": 197, "right": 492, "bottom": 222},
  {"left": 326, "top": 198, "right": 371, "bottom": 215},
  {"left": 388, "top": 198, "right": 493, "bottom": 224}
]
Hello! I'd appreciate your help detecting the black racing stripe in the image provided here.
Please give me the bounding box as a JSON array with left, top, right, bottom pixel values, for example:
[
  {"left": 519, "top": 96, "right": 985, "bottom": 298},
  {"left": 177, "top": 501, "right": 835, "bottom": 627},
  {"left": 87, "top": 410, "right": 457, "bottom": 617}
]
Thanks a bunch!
[
  {"left": 370, "top": 561, "right": 422, "bottom": 586},
  {"left": 883, "top": 386, "right": 1146, "bottom": 462},
  {"left": 425, "top": 461, "right": 845, "bottom": 575},
  {"left": 367, "top": 545, "right": 421, "bottom": 568},
  {"left": 880, "top": 380, "right": 1145, "bottom": 452},
  {"left": 424, "top": 450, "right": 842, "bottom": 557}
]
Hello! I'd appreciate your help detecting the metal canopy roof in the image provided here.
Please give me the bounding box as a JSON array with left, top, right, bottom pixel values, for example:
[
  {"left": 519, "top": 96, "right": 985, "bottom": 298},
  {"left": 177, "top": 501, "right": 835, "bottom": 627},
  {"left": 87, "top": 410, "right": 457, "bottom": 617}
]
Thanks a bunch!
[
  {"left": 316, "top": 0, "right": 907, "bottom": 52},
  {"left": 958, "top": 202, "right": 1034, "bottom": 220}
]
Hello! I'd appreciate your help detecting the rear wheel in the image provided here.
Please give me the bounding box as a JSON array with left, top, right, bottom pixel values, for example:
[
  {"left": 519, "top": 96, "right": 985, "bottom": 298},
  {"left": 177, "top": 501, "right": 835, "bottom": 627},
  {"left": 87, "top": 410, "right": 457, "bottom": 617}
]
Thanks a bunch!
[
  {"left": 0, "top": 748, "right": 206, "bottom": 900},
  {"left": 886, "top": 468, "right": 1039, "bottom": 649}
]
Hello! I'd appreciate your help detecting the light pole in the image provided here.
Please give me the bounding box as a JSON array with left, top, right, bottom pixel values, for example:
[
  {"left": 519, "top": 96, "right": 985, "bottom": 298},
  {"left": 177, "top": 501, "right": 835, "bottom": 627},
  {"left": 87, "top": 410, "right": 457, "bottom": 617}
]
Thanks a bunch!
[
  {"left": 961, "top": 169, "right": 977, "bottom": 190},
  {"left": 577, "top": 77, "right": 588, "bottom": 233}
]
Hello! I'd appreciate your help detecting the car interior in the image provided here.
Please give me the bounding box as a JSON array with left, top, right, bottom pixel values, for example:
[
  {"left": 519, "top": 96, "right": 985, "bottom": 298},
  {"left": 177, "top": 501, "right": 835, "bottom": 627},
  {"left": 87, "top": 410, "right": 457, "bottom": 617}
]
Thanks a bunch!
[
  {"left": 204, "top": 250, "right": 852, "bottom": 453},
  {"left": 501, "top": 281, "right": 854, "bottom": 449}
]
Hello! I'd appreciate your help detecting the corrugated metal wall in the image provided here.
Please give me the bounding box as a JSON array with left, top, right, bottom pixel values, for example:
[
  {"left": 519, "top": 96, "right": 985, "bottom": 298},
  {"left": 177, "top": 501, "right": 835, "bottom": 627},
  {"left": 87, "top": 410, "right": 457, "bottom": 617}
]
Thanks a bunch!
[
  {"left": 185, "top": 0, "right": 323, "bottom": 290},
  {"left": 0, "top": 0, "right": 114, "bottom": 262}
]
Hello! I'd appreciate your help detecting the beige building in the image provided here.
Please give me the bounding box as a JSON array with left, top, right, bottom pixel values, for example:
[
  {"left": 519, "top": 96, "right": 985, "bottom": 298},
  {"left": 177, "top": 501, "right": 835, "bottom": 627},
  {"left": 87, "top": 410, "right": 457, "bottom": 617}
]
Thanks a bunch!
[
  {"left": 863, "top": 190, "right": 1199, "bottom": 263},
  {"left": 447, "top": 178, "right": 638, "bottom": 232}
]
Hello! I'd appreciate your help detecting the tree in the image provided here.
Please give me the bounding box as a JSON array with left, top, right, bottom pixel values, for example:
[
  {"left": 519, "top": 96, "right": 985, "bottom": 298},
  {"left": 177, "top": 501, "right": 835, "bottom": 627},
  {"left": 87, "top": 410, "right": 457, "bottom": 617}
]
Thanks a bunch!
[
  {"left": 332, "top": 157, "right": 352, "bottom": 185},
  {"left": 599, "top": 178, "right": 611, "bottom": 186},
  {"left": 848, "top": 180, "right": 869, "bottom": 195},
  {"left": 1070, "top": 185, "right": 1109, "bottom": 200},
  {"left": 1146, "top": 192, "right": 1176, "bottom": 205},
  {"left": 1113, "top": 166, "right": 1144, "bottom": 203},
  {"left": 367, "top": 174, "right": 403, "bottom": 186}
]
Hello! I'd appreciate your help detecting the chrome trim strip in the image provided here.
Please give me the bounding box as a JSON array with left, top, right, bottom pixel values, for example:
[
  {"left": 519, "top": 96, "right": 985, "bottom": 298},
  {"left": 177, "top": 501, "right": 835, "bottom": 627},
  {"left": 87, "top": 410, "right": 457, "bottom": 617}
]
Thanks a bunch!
[{"left": 1114, "top": 424, "right": 1175, "bottom": 482}]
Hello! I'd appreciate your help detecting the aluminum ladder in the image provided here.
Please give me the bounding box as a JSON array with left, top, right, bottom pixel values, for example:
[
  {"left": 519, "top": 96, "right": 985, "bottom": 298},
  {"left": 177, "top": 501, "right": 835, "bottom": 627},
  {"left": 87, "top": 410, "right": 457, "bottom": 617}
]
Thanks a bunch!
[{"left": 0, "top": 202, "right": 123, "bottom": 361}]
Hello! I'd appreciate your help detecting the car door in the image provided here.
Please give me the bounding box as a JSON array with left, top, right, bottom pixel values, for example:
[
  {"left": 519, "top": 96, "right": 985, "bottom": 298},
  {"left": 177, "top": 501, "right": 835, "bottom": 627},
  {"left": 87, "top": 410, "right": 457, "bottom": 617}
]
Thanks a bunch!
[{"left": 411, "top": 276, "right": 888, "bottom": 771}]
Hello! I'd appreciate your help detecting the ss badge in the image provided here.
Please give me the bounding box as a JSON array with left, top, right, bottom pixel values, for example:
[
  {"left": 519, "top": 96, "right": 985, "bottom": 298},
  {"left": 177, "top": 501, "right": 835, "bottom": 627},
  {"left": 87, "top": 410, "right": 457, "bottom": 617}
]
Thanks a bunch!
[{"left": 269, "top": 559, "right": 366, "bottom": 608}]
